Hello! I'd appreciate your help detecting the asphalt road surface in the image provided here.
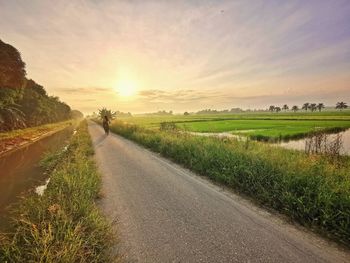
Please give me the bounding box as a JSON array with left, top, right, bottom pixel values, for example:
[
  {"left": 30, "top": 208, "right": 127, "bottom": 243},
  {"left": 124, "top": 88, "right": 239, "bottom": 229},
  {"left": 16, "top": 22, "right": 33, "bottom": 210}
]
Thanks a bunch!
[{"left": 88, "top": 121, "right": 349, "bottom": 263}]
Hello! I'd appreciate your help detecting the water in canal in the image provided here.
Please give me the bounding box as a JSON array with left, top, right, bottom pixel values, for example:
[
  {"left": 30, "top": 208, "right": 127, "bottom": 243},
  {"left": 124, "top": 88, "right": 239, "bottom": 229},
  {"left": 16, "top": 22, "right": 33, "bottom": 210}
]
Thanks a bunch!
[{"left": 0, "top": 127, "right": 74, "bottom": 229}]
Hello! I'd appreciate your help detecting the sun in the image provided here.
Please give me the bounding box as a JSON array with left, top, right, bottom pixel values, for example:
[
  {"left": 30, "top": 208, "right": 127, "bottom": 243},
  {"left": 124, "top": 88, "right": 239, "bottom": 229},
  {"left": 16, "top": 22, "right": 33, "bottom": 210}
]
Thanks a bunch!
[{"left": 116, "top": 78, "right": 138, "bottom": 97}]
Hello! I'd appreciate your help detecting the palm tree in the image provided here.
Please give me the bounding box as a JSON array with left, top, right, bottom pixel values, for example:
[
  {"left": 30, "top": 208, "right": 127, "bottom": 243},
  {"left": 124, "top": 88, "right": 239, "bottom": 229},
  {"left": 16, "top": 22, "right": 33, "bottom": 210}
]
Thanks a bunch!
[
  {"left": 302, "top": 103, "right": 310, "bottom": 111},
  {"left": 269, "top": 105, "right": 275, "bottom": 112},
  {"left": 336, "top": 102, "right": 348, "bottom": 110},
  {"left": 317, "top": 103, "right": 325, "bottom": 112},
  {"left": 98, "top": 107, "right": 117, "bottom": 120},
  {"left": 291, "top": 105, "right": 299, "bottom": 112},
  {"left": 0, "top": 104, "right": 26, "bottom": 131},
  {"left": 282, "top": 104, "right": 289, "bottom": 111},
  {"left": 309, "top": 103, "right": 317, "bottom": 112},
  {"left": 275, "top": 106, "right": 281, "bottom": 113}
]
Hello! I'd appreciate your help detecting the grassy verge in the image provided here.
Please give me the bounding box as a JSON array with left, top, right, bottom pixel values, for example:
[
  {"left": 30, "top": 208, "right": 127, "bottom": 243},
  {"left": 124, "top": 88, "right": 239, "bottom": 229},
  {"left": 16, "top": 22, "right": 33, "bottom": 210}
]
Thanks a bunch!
[
  {"left": 0, "top": 120, "right": 74, "bottom": 155},
  {"left": 108, "top": 120, "right": 350, "bottom": 245},
  {"left": 0, "top": 120, "right": 115, "bottom": 262}
]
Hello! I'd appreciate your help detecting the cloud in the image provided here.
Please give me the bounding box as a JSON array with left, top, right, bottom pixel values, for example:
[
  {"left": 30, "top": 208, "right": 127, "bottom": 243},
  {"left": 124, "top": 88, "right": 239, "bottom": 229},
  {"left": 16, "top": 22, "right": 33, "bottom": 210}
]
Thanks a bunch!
[
  {"left": 56, "top": 87, "right": 112, "bottom": 94},
  {"left": 1, "top": 0, "right": 349, "bottom": 113},
  {"left": 138, "top": 89, "right": 222, "bottom": 104}
]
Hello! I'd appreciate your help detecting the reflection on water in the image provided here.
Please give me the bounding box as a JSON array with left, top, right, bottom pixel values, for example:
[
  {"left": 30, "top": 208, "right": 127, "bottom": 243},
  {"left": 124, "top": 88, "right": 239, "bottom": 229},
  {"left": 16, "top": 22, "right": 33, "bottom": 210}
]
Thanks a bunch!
[
  {"left": 278, "top": 129, "right": 350, "bottom": 155},
  {"left": 188, "top": 129, "right": 350, "bottom": 155},
  {"left": 0, "top": 127, "right": 73, "bottom": 229}
]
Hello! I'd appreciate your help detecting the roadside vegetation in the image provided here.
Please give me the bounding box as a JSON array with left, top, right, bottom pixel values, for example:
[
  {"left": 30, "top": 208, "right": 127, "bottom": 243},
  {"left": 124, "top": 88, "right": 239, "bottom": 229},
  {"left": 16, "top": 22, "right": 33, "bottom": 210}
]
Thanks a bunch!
[
  {"left": 107, "top": 120, "right": 350, "bottom": 245},
  {"left": 0, "top": 120, "right": 115, "bottom": 262}
]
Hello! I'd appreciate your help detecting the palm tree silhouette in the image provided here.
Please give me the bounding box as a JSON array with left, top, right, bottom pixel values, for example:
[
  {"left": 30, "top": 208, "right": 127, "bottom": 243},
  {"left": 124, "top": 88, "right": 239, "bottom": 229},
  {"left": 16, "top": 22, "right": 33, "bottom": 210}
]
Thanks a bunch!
[
  {"left": 282, "top": 104, "right": 289, "bottom": 111},
  {"left": 269, "top": 105, "right": 275, "bottom": 112},
  {"left": 310, "top": 103, "right": 317, "bottom": 112},
  {"left": 302, "top": 103, "right": 310, "bottom": 111},
  {"left": 275, "top": 106, "right": 281, "bottom": 113},
  {"left": 336, "top": 102, "right": 348, "bottom": 110},
  {"left": 292, "top": 105, "right": 299, "bottom": 112},
  {"left": 317, "top": 103, "right": 325, "bottom": 112}
]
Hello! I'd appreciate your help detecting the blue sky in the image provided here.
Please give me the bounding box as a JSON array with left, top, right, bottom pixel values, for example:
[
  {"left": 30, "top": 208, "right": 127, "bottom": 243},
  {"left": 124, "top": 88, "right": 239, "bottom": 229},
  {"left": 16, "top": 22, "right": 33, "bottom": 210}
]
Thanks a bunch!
[{"left": 0, "top": 0, "right": 349, "bottom": 113}]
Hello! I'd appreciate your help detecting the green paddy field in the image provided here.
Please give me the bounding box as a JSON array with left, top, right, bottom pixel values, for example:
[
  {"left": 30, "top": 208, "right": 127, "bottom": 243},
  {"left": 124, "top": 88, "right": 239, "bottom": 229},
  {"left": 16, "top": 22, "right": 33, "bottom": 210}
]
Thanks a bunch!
[{"left": 118, "top": 110, "right": 350, "bottom": 141}]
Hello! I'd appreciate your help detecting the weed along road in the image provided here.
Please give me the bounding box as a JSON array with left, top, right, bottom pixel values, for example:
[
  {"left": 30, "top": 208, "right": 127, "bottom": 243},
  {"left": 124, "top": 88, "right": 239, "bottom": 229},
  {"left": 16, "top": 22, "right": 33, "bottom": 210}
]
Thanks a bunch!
[{"left": 88, "top": 121, "right": 349, "bottom": 263}]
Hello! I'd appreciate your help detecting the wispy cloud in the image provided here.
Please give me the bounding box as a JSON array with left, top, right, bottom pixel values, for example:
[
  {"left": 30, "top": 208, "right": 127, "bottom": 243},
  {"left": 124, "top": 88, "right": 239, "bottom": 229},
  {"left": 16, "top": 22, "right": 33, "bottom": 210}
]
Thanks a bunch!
[
  {"left": 0, "top": 0, "right": 349, "bottom": 113},
  {"left": 138, "top": 89, "right": 222, "bottom": 104}
]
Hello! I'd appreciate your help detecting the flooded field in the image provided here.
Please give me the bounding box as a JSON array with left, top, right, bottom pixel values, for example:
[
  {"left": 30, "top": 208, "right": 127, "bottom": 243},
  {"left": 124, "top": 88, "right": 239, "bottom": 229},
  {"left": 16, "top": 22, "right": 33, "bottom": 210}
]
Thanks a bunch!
[
  {"left": 0, "top": 127, "right": 73, "bottom": 229},
  {"left": 277, "top": 129, "right": 350, "bottom": 155},
  {"left": 188, "top": 129, "right": 350, "bottom": 155}
]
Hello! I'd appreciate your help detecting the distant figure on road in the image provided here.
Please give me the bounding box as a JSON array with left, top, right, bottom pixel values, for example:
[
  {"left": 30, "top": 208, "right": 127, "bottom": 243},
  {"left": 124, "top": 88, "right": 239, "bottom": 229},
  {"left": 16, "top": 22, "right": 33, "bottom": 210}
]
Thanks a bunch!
[{"left": 103, "top": 115, "right": 110, "bottom": 135}]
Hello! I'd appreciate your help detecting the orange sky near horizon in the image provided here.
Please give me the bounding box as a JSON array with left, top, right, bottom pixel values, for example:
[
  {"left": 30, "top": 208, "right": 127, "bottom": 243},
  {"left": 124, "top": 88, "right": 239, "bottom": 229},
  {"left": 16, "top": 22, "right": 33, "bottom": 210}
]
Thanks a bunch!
[{"left": 1, "top": 0, "right": 350, "bottom": 114}]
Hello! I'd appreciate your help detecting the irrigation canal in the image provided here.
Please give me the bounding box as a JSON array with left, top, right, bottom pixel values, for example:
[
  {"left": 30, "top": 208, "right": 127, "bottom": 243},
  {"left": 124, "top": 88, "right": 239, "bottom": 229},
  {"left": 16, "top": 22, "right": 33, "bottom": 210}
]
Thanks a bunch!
[{"left": 0, "top": 127, "right": 74, "bottom": 230}]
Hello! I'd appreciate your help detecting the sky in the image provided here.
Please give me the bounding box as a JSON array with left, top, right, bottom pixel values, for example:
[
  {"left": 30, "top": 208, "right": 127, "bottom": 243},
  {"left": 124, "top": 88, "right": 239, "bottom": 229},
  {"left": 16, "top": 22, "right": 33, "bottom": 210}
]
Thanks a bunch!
[{"left": 0, "top": 0, "right": 350, "bottom": 114}]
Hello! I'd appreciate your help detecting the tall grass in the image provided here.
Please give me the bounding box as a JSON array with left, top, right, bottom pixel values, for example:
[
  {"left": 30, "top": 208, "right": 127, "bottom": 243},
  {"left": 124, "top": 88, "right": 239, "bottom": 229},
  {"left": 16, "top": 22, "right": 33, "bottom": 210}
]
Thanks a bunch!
[
  {"left": 0, "top": 120, "right": 116, "bottom": 262},
  {"left": 109, "top": 120, "right": 350, "bottom": 245}
]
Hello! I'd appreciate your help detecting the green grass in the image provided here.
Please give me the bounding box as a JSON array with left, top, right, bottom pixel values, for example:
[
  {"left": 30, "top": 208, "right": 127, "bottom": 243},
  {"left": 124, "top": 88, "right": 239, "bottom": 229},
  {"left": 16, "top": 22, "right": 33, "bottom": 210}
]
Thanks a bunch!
[
  {"left": 118, "top": 111, "right": 350, "bottom": 141},
  {"left": 178, "top": 119, "right": 350, "bottom": 141},
  {"left": 108, "top": 120, "right": 350, "bottom": 245},
  {"left": 0, "top": 120, "right": 116, "bottom": 262}
]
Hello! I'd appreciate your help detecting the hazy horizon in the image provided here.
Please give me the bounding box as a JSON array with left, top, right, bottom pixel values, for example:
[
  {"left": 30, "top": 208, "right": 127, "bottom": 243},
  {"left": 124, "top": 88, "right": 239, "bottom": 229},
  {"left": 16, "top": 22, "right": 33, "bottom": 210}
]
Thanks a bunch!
[{"left": 1, "top": 0, "right": 349, "bottom": 114}]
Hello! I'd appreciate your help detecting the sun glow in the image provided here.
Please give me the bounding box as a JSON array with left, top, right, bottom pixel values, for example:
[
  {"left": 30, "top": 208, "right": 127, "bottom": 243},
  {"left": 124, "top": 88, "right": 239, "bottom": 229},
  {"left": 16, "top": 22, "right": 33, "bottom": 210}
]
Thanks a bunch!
[
  {"left": 114, "top": 67, "right": 139, "bottom": 98},
  {"left": 115, "top": 78, "right": 138, "bottom": 98}
]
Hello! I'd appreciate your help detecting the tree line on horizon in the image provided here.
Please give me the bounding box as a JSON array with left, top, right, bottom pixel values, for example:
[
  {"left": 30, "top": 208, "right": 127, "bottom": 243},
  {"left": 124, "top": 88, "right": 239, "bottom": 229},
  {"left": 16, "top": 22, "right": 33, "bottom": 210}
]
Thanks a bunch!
[
  {"left": 142, "top": 102, "right": 349, "bottom": 116},
  {"left": 0, "top": 39, "right": 81, "bottom": 132},
  {"left": 268, "top": 102, "right": 348, "bottom": 113}
]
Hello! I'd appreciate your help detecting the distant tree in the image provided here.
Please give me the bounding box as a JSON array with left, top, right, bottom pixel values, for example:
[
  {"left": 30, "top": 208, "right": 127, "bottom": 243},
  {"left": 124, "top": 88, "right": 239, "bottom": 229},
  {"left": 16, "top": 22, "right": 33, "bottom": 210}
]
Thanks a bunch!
[
  {"left": 309, "top": 103, "right": 317, "bottom": 112},
  {"left": 184, "top": 111, "right": 189, "bottom": 116},
  {"left": 71, "top": 110, "right": 84, "bottom": 119},
  {"left": 196, "top": 108, "right": 242, "bottom": 114},
  {"left": 302, "top": 103, "right": 310, "bottom": 111},
  {"left": 269, "top": 105, "right": 275, "bottom": 112},
  {"left": 282, "top": 104, "right": 289, "bottom": 111},
  {"left": 275, "top": 107, "right": 281, "bottom": 113},
  {"left": 336, "top": 102, "right": 348, "bottom": 110},
  {"left": 98, "top": 108, "right": 116, "bottom": 120},
  {"left": 317, "top": 103, "right": 325, "bottom": 112},
  {"left": 115, "top": 110, "right": 132, "bottom": 117},
  {"left": 291, "top": 105, "right": 299, "bottom": 112},
  {"left": 230, "top": 108, "right": 243, "bottom": 113}
]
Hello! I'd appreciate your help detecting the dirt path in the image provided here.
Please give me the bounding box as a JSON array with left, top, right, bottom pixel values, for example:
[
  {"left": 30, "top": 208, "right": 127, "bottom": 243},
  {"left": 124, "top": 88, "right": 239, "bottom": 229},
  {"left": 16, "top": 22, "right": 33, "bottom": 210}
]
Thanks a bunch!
[{"left": 88, "top": 121, "right": 349, "bottom": 263}]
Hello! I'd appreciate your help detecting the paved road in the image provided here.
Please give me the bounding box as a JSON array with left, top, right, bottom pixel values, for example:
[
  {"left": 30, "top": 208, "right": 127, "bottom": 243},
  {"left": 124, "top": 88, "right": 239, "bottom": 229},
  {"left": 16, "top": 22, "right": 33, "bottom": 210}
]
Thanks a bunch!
[{"left": 88, "top": 121, "right": 349, "bottom": 263}]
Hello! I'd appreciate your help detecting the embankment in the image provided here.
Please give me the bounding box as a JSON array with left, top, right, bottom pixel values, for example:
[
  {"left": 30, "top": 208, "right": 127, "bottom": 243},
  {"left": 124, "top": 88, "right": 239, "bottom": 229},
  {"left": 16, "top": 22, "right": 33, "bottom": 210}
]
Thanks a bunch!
[
  {"left": 0, "top": 120, "right": 115, "bottom": 262},
  {"left": 0, "top": 120, "right": 73, "bottom": 157}
]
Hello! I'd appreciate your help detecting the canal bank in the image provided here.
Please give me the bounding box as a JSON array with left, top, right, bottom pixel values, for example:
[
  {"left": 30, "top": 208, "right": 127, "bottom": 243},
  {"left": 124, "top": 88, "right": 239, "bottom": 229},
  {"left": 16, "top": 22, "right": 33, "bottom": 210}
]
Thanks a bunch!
[{"left": 0, "top": 125, "right": 75, "bottom": 229}]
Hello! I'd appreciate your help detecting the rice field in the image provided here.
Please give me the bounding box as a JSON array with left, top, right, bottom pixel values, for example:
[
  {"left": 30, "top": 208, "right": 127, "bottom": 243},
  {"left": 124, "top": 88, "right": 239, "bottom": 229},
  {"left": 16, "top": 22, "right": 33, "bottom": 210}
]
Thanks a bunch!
[{"left": 119, "top": 110, "right": 350, "bottom": 141}]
